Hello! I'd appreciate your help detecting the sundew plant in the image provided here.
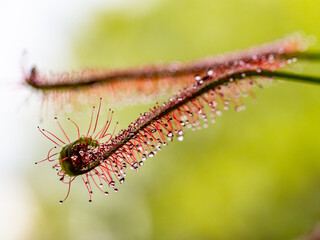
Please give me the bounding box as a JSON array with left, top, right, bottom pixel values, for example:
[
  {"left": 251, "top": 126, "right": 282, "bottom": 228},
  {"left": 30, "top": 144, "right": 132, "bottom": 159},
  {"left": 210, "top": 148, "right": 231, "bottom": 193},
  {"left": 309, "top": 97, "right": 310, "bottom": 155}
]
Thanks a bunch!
[
  {"left": 13, "top": 1, "right": 320, "bottom": 240},
  {"left": 30, "top": 35, "right": 320, "bottom": 204}
]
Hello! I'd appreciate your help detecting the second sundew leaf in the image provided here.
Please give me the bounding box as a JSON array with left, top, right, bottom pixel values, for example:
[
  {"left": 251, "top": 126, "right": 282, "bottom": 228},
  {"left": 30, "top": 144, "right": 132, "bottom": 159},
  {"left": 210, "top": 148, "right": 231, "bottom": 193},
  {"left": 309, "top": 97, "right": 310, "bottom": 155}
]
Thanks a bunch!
[
  {"left": 24, "top": 33, "right": 309, "bottom": 113},
  {"left": 35, "top": 32, "right": 320, "bottom": 203}
]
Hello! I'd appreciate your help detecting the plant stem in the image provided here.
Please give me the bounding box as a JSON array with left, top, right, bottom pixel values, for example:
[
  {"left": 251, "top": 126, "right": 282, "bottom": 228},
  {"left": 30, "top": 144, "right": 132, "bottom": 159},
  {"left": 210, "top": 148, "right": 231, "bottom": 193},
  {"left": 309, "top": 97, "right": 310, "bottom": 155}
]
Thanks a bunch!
[{"left": 260, "top": 70, "right": 320, "bottom": 85}]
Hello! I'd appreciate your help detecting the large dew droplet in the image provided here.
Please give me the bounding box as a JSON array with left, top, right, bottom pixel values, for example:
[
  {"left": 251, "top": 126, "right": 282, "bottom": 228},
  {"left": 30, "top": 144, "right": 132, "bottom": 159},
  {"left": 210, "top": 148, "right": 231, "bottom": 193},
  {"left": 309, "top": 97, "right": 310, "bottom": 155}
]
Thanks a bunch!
[{"left": 177, "top": 135, "right": 184, "bottom": 141}]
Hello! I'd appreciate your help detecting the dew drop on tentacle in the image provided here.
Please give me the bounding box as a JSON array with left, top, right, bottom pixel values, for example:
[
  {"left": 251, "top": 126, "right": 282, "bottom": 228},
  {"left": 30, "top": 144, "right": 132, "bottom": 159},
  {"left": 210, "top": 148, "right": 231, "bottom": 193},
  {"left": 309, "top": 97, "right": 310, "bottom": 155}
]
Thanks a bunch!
[
  {"left": 180, "top": 115, "right": 188, "bottom": 121},
  {"left": 235, "top": 105, "right": 242, "bottom": 112},
  {"left": 177, "top": 129, "right": 184, "bottom": 141},
  {"left": 109, "top": 181, "right": 115, "bottom": 188},
  {"left": 119, "top": 178, "right": 125, "bottom": 184},
  {"left": 132, "top": 162, "right": 138, "bottom": 169},
  {"left": 194, "top": 75, "right": 201, "bottom": 81},
  {"left": 177, "top": 135, "right": 184, "bottom": 141}
]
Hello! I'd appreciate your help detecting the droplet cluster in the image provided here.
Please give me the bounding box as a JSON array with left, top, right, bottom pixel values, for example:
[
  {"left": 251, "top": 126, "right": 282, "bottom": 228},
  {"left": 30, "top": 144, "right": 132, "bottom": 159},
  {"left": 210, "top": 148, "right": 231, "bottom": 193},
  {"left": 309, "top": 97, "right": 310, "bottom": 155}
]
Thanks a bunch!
[{"left": 99, "top": 51, "right": 296, "bottom": 168}]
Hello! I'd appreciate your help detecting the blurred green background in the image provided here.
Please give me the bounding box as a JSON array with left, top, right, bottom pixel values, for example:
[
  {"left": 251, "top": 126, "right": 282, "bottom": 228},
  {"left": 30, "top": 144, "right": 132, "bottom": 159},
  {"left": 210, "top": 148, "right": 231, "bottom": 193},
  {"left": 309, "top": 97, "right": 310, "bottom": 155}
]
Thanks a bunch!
[{"left": 27, "top": 0, "right": 320, "bottom": 239}]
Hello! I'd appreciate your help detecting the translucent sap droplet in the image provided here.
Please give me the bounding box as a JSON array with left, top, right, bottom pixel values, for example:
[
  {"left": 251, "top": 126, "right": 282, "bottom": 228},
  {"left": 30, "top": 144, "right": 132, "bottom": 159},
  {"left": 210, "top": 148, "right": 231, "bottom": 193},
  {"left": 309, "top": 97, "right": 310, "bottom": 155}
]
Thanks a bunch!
[
  {"left": 104, "top": 192, "right": 109, "bottom": 195},
  {"left": 142, "top": 154, "right": 147, "bottom": 161},
  {"left": 180, "top": 115, "right": 188, "bottom": 121},
  {"left": 132, "top": 162, "right": 138, "bottom": 168},
  {"left": 114, "top": 188, "right": 119, "bottom": 192},
  {"left": 216, "top": 110, "right": 222, "bottom": 116},
  {"left": 177, "top": 135, "right": 184, "bottom": 141},
  {"left": 59, "top": 200, "right": 63, "bottom": 204},
  {"left": 119, "top": 178, "right": 125, "bottom": 184},
  {"left": 109, "top": 181, "right": 115, "bottom": 188},
  {"left": 178, "top": 130, "right": 184, "bottom": 136},
  {"left": 235, "top": 106, "right": 242, "bottom": 112},
  {"left": 99, "top": 183, "right": 103, "bottom": 188},
  {"left": 139, "top": 161, "right": 144, "bottom": 166},
  {"left": 269, "top": 54, "right": 275, "bottom": 63},
  {"left": 148, "top": 152, "right": 154, "bottom": 158}
]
